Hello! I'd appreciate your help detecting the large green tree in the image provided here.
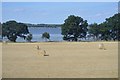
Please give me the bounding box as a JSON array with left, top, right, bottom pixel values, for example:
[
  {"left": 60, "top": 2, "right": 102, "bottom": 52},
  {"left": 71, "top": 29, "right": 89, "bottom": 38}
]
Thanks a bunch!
[
  {"left": 88, "top": 13, "right": 120, "bottom": 41},
  {"left": 105, "top": 13, "right": 120, "bottom": 41},
  {"left": 2, "top": 20, "right": 29, "bottom": 42},
  {"left": 62, "top": 15, "right": 88, "bottom": 41},
  {"left": 99, "top": 13, "right": 120, "bottom": 41}
]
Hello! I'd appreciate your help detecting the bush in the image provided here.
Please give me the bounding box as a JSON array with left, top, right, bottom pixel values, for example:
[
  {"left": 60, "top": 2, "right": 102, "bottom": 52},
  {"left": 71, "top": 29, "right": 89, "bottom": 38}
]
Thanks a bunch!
[
  {"left": 42, "top": 32, "right": 50, "bottom": 41},
  {"left": 26, "top": 33, "right": 33, "bottom": 42}
]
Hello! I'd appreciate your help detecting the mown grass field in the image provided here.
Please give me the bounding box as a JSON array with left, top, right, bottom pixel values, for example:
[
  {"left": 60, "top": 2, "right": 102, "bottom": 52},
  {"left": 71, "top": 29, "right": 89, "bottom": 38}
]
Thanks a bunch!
[
  {"left": 0, "top": 43, "right": 2, "bottom": 79},
  {"left": 2, "top": 42, "right": 118, "bottom": 78}
]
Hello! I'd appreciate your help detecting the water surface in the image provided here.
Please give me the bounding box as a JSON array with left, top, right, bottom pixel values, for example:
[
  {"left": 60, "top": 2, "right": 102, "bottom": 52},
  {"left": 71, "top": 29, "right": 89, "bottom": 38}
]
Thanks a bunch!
[{"left": 17, "top": 27, "right": 63, "bottom": 42}]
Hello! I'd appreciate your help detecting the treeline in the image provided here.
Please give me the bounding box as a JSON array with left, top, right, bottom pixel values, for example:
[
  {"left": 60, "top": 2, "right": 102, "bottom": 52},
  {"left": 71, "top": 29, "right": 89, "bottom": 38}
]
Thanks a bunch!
[
  {"left": 1, "top": 13, "right": 120, "bottom": 42},
  {"left": 62, "top": 13, "right": 120, "bottom": 41},
  {"left": 26, "top": 23, "right": 61, "bottom": 28},
  {"left": 88, "top": 13, "right": 120, "bottom": 41}
]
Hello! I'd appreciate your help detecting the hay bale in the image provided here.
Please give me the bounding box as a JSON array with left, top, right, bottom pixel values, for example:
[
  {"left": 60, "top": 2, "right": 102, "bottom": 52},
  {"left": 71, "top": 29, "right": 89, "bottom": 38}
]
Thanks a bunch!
[
  {"left": 36, "top": 45, "right": 41, "bottom": 50},
  {"left": 44, "top": 54, "right": 49, "bottom": 56},
  {"left": 98, "top": 43, "right": 106, "bottom": 50},
  {"left": 43, "top": 50, "right": 49, "bottom": 56},
  {"left": 3, "top": 41, "right": 7, "bottom": 44},
  {"left": 36, "top": 46, "right": 49, "bottom": 56},
  {"left": 38, "top": 49, "right": 49, "bottom": 56}
]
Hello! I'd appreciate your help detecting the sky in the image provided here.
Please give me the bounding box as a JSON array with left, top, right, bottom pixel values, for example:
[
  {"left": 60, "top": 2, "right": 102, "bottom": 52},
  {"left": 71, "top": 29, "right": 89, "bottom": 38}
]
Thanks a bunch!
[{"left": 2, "top": 2, "right": 118, "bottom": 24}]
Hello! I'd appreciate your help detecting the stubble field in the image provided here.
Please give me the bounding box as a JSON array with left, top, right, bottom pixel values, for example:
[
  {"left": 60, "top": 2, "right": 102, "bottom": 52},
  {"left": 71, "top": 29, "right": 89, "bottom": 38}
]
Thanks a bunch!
[{"left": 2, "top": 42, "right": 118, "bottom": 78}]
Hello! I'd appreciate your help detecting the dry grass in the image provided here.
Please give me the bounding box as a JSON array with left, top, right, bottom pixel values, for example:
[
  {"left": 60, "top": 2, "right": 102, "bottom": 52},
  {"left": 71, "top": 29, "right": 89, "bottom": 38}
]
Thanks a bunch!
[
  {"left": 2, "top": 42, "right": 118, "bottom": 78},
  {"left": 0, "top": 43, "right": 2, "bottom": 79}
]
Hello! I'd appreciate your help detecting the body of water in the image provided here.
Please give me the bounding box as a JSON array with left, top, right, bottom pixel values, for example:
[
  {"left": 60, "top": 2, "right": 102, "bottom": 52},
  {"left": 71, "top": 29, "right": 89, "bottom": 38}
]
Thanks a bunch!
[
  {"left": 16, "top": 27, "right": 63, "bottom": 42},
  {"left": 0, "top": 35, "right": 2, "bottom": 41},
  {"left": 2, "top": 27, "right": 94, "bottom": 42}
]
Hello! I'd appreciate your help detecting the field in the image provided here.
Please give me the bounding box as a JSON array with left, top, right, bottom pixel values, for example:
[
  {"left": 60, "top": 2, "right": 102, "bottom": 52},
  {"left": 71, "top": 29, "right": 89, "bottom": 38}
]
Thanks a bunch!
[
  {"left": 0, "top": 43, "right": 2, "bottom": 79},
  {"left": 2, "top": 42, "right": 118, "bottom": 78}
]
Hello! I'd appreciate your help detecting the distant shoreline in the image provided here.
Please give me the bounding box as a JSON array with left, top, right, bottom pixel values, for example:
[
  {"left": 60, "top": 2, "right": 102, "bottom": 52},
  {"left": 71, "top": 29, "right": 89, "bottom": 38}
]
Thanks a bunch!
[{"left": 26, "top": 23, "right": 62, "bottom": 28}]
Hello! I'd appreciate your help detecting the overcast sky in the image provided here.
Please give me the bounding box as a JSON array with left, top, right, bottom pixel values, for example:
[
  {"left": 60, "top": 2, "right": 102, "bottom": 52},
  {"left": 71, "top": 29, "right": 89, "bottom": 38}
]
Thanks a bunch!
[{"left": 2, "top": 2, "right": 118, "bottom": 24}]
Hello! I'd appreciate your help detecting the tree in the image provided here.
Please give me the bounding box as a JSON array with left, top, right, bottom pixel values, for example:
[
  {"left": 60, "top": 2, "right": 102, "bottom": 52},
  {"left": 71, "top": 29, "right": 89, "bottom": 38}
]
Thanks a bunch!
[
  {"left": 0, "top": 22, "right": 2, "bottom": 36},
  {"left": 88, "top": 23, "right": 100, "bottom": 41},
  {"left": 61, "top": 15, "right": 88, "bottom": 41},
  {"left": 99, "top": 22, "right": 111, "bottom": 41},
  {"left": 88, "top": 13, "right": 120, "bottom": 41},
  {"left": 98, "top": 13, "right": 120, "bottom": 41},
  {"left": 2, "top": 20, "right": 29, "bottom": 42},
  {"left": 42, "top": 32, "right": 50, "bottom": 41},
  {"left": 26, "top": 33, "right": 33, "bottom": 42},
  {"left": 105, "top": 13, "right": 120, "bottom": 41}
]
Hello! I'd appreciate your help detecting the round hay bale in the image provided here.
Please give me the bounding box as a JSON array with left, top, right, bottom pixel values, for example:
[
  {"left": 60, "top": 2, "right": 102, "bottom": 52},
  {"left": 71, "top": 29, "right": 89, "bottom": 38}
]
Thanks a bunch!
[
  {"left": 99, "top": 43, "right": 104, "bottom": 49},
  {"left": 98, "top": 43, "right": 106, "bottom": 50},
  {"left": 3, "top": 41, "right": 7, "bottom": 44},
  {"left": 36, "top": 45, "right": 41, "bottom": 50}
]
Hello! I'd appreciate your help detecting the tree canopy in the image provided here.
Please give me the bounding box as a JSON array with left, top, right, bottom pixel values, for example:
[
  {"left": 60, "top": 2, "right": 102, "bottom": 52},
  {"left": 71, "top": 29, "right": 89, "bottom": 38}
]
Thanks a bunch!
[
  {"left": 1, "top": 13, "right": 119, "bottom": 42},
  {"left": 2, "top": 20, "right": 29, "bottom": 42},
  {"left": 62, "top": 15, "right": 88, "bottom": 41},
  {"left": 88, "top": 13, "right": 120, "bottom": 41},
  {"left": 42, "top": 32, "right": 50, "bottom": 41},
  {"left": 0, "top": 22, "right": 2, "bottom": 36},
  {"left": 88, "top": 23, "right": 100, "bottom": 40}
]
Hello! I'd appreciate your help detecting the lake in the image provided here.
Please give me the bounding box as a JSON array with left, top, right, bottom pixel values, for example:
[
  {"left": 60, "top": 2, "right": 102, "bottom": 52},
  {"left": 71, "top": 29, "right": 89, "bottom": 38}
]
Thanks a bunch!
[
  {"left": 16, "top": 27, "right": 63, "bottom": 42},
  {"left": 2, "top": 27, "right": 93, "bottom": 42}
]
